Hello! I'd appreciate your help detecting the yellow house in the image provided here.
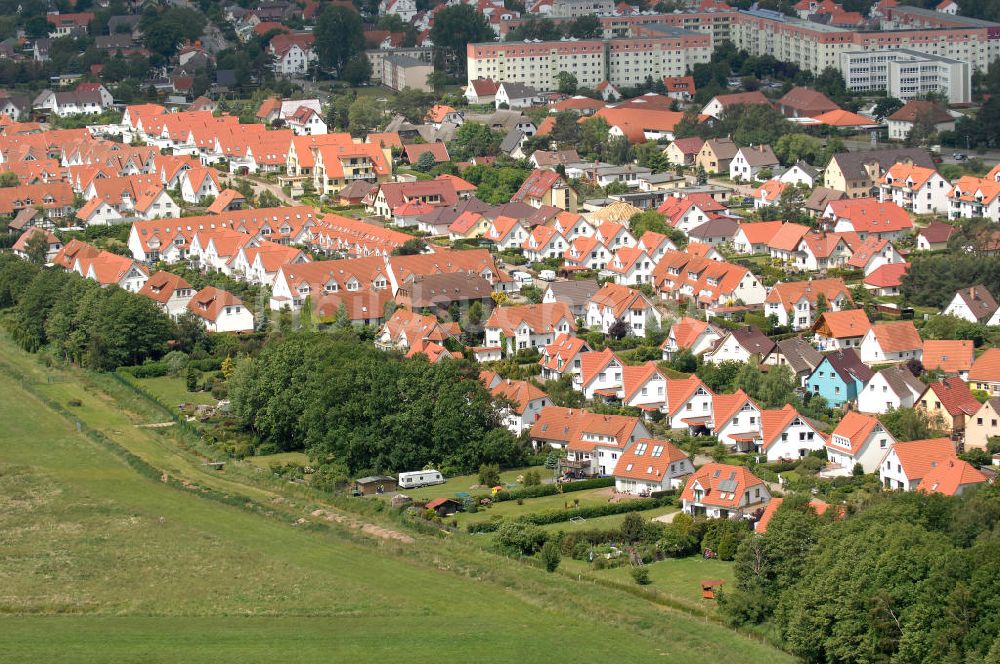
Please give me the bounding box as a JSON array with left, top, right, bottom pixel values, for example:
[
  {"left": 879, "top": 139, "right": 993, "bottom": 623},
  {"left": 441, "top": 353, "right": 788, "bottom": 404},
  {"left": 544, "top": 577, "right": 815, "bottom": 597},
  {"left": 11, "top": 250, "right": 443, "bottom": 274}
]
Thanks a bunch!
[
  {"left": 965, "top": 398, "right": 1000, "bottom": 450},
  {"left": 695, "top": 138, "right": 738, "bottom": 175},
  {"left": 823, "top": 148, "right": 937, "bottom": 199},
  {"left": 447, "top": 211, "right": 491, "bottom": 241},
  {"left": 917, "top": 377, "right": 982, "bottom": 436},
  {"left": 663, "top": 137, "right": 704, "bottom": 167}
]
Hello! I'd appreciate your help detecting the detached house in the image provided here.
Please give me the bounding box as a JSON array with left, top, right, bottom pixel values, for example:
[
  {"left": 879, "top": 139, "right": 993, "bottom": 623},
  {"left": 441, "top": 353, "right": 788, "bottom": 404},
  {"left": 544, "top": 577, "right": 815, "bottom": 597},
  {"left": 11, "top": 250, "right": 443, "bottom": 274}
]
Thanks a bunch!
[
  {"left": 186, "top": 286, "right": 254, "bottom": 333},
  {"left": 680, "top": 463, "right": 770, "bottom": 519},
  {"left": 942, "top": 285, "right": 999, "bottom": 324},
  {"left": 948, "top": 172, "right": 1000, "bottom": 222},
  {"left": 859, "top": 320, "right": 923, "bottom": 365},
  {"left": 765, "top": 278, "right": 853, "bottom": 331},
  {"left": 922, "top": 340, "right": 975, "bottom": 379},
  {"left": 539, "top": 333, "right": 591, "bottom": 380},
  {"left": 916, "top": 459, "right": 987, "bottom": 496},
  {"left": 663, "top": 137, "right": 704, "bottom": 167},
  {"left": 858, "top": 365, "right": 925, "bottom": 414},
  {"left": 489, "top": 377, "right": 549, "bottom": 434},
  {"left": 806, "top": 348, "right": 873, "bottom": 407},
  {"left": 879, "top": 163, "right": 949, "bottom": 215},
  {"left": 729, "top": 145, "right": 779, "bottom": 182},
  {"left": 522, "top": 225, "right": 566, "bottom": 263},
  {"left": 969, "top": 348, "right": 1000, "bottom": 396},
  {"left": 137, "top": 271, "right": 194, "bottom": 319},
  {"left": 484, "top": 215, "right": 529, "bottom": 251},
  {"left": 614, "top": 439, "right": 693, "bottom": 495},
  {"left": 761, "top": 336, "right": 824, "bottom": 386},
  {"left": 703, "top": 325, "right": 775, "bottom": 366},
  {"left": 660, "top": 316, "right": 722, "bottom": 361},
  {"left": 696, "top": 138, "right": 739, "bottom": 175},
  {"left": 377, "top": 309, "right": 458, "bottom": 351},
  {"left": 880, "top": 437, "right": 956, "bottom": 491},
  {"left": 917, "top": 377, "right": 980, "bottom": 437},
  {"left": 812, "top": 309, "right": 871, "bottom": 351},
  {"left": 846, "top": 237, "right": 903, "bottom": 276},
  {"left": 824, "top": 198, "right": 913, "bottom": 241},
  {"left": 586, "top": 282, "right": 661, "bottom": 337},
  {"left": 606, "top": 247, "right": 653, "bottom": 286},
  {"left": 577, "top": 348, "right": 626, "bottom": 400},
  {"left": 510, "top": 169, "right": 578, "bottom": 212},
  {"left": 758, "top": 404, "right": 827, "bottom": 461},
  {"left": 916, "top": 221, "right": 957, "bottom": 251},
  {"left": 965, "top": 397, "right": 1000, "bottom": 451},
  {"left": 825, "top": 411, "right": 897, "bottom": 476},
  {"left": 666, "top": 376, "right": 714, "bottom": 430},
  {"left": 483, "top": 302, "right": 576, "bottom": 357},
  {"left": 563, "top": 413, "right": 650, "bottom": 477},
  {"left": 711, "top": 389, "right": 762, "bottom": 451}
]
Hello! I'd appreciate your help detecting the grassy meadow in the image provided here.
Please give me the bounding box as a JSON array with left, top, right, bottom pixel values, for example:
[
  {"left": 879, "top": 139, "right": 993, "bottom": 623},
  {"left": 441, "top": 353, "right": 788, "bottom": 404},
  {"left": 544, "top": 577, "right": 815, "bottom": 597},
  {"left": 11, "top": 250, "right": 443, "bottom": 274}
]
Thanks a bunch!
[{"left": 0, "top": 333, "right": 792, "bottom": 663}]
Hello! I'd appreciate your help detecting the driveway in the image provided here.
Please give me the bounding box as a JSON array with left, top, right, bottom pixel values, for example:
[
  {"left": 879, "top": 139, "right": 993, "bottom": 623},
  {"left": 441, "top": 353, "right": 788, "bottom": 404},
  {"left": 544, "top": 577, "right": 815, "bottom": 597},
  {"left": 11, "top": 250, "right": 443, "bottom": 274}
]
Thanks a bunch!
[{"left": 220, "top": 173, "right": 298, "bottom": 206}]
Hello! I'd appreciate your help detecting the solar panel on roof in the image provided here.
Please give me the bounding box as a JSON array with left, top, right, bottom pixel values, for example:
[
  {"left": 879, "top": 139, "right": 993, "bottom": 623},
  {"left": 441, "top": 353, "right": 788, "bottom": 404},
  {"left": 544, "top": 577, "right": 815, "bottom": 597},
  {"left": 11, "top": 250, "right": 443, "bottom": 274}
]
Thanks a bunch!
[{"left": 717, "top": 479, "right": 737, "bottom": 492}]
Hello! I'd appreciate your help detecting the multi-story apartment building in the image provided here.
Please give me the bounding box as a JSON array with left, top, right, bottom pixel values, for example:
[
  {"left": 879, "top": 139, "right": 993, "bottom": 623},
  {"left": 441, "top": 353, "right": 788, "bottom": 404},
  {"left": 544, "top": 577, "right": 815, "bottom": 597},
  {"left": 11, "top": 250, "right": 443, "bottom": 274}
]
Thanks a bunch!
[
  {"left": 549, "top": 0, "right": 615, "bottom": 18},
  {"left": 466, "top": 29, "right": 711, "bottom": 90},
  {"left": 838, "top": 49, "right": 970, "bottom": 103},
  {"left": 731, "top": 8, "right": 1000, "bottom": 74},
  {"left": 499, "top": 11, "right": 736, "bottom": 44}
]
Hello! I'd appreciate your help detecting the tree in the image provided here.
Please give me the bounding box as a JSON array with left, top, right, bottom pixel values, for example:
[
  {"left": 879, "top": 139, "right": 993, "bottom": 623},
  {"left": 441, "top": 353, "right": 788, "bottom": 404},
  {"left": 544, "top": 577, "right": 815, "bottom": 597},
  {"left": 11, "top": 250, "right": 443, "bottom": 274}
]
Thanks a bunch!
[
  {"left": 578, "top": 117, "right": 610, "bottom": 158},
  {"left": 450, "top": 121, "right": 504, "bottom": 160},
  {"left": 426, "top": 70, "right": 448, "bottom": 93},
  {"left": 620, "top": 512, "right": 646, "bottom": 543},
  {"left": 340, "top": 54, "right": 371, "bottom": 86},
  {"left": 635, "top": 141, "right": 668, "bottom": 173},
  {"left": 23, "top": 231, "right": 49, "bottom": 265},
  {"left": 393, "top": 238, "right": 427, "bottom": 256},
  {"left": 220, "top": 356, "right": 236, "bottom": 380},
  {"left": 608, "top": 318, "right": 630, "bottom": 340},
  {"left": 496, "top": 521, "right": 546, "bottom": 555},
  {"left": 348, "top": 96, "right": 382, "bottom": 135},
  {"left": 333, "top": 301, "right": 351, "bottom": 330},
  {"left": 773, "top": 133, "right": 822, "bottom": 166},
  {"left": 414, "top": 150, "right": 436, "bottom": 172},
  {"left": 186, "top": 366, "right": 198, "bottom": 392},
  {"left": 478, "top": 462, "right": 501, "bottom": 487},
  {"left": 140, "top": 7, "right": 206, "bottom": 61},
  {"left": 299, "top": 295, "right": 314, "bottom": 332},
  {"left": 813, "top": 66, "right": 848, "bottom": 103},
  {"left": 556, "top": 71, "right": 578, "bottom": 95},
  {"left": 562, "top": 14, "right": 601, "bottom": 38},
  {"left": 314, "top": 6, "right": 365, "bottom": 73},
  {"left": 873, "top": 97, "right": 904, "bottom": 121},
  {"left": 0, "top": 171, "right": 18, "bottom": 187},
  {"left": 430, "top": 5, "right": 494, "bottom": 77},
  {"left": 540, "top": 540, "right": 561, "bottom": 572},
  {"left": 881, "top": 407, "right": 940, "bottom": 441}
]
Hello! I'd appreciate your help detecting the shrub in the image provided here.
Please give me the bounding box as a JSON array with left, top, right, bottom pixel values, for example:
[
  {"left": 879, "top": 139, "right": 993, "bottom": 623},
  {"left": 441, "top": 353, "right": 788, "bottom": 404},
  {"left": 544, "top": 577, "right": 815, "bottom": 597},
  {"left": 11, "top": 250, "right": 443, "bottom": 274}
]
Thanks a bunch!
[
  {"left": 67, "top": 398, "right": 82, "bottom": 407},
  {"left": 620, "top": 512, "right": 646, "bottom": 543},
  {"left": 163, "top": 350, "right": 189, "bottom": 376},
  {"left": 495, "top": 521, "right": 546, "bottom": 555},
  {"left": 540, "top": 540, "right": 561, "bottom": 572},
  {"left": 630, "top": 566, "right": 651, "bottom": 585},
  {"left": 478, "top": 463, "right": 501, "bottom": 487},
  {"left": 122, "top": 362, "right": 169, "bottom": 378},
  {"left": 522, "top": 468, "right": 541, "bottom": 486}
]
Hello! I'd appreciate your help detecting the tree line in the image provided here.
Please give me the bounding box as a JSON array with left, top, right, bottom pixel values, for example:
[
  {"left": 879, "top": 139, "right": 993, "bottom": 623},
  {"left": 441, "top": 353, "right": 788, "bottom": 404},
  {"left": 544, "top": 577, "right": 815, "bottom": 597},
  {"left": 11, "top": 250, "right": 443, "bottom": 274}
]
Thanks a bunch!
[
  {"left": 902, "top": 251, "right": 1000, "bottom": 309},
  {"left": 720, "top": 486, "right": 1000, "bottom": 663},
  {"left": 227, "top": 333, "right": 527, "bottom": 476}
]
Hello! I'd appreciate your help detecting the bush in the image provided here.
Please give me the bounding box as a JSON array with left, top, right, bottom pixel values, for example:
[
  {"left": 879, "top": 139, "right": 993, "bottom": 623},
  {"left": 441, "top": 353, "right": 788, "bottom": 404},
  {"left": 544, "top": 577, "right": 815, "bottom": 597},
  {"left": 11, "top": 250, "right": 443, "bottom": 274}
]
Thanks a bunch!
[
  {"left": 479, "top": 463, "right": 501, "bottom": 487},
  {"left": 121, "top": 362, "right": 169, "bottom": 378},
  {"left": 561, "top": 477, "right": 615, "bottom": 493},
  {"left": 522, "top": 468, "right": 541, "bottom": 486},
  {"left": 620, "top": 512, "right": 646, "bottom": 543},
  {"left": 163, "top": 350, "right": 189, "bottom": 376},
  {"left": 495, "top": 521, "right": 547, "bottom": 555},
  {"left": 492, "top": 483, "right": 558, "bottom": 502},
  {"left": 630, "top": 566, "right": 651, "bottom": 585},
  {"left": 540, "top": 540, "right": 561, "bottom": 572}
]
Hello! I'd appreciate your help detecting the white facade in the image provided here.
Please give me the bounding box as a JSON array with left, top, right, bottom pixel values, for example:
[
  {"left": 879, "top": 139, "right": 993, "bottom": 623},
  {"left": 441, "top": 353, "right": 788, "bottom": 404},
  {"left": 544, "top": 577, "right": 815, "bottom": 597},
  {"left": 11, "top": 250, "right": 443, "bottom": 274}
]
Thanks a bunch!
[
  {"left": 859, "top": 330, "right": 923, "bottom": 365},
  {"left": 668, "top": 384, "right": 713, "bottom": 429},
  {"left": 879, "top": 171, "right": 950, "bottom": 215},
  {"left": 857, "top": 371, "right": 923, "bottom": 414},
  {"left": 825, "top": 422, "right": 895, "bottom": 476},
  {"left": 762, "top": 416, "right": 825, "bottom": 461},
  {"left": 838, "top": 49, "right": 971, "bottom": 104}
]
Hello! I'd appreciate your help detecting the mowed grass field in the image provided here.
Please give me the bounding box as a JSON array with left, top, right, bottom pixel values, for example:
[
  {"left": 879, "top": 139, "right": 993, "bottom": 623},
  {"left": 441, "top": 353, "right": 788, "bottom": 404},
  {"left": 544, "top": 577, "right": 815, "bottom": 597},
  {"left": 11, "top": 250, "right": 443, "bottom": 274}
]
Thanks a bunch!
[{"left": 0, "top": 336, "right": 792, "bottom": 663}]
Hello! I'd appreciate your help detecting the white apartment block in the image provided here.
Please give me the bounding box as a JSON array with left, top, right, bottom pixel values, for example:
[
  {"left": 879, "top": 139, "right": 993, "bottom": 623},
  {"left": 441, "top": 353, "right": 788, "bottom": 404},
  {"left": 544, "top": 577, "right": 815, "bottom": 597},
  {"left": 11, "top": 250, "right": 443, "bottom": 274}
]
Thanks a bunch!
[
  {"left": 838, "top": 49, "right": 970, "bottom": 104},
  {"left": 467, "top": 30, "right": 711, "bottom": 90}
]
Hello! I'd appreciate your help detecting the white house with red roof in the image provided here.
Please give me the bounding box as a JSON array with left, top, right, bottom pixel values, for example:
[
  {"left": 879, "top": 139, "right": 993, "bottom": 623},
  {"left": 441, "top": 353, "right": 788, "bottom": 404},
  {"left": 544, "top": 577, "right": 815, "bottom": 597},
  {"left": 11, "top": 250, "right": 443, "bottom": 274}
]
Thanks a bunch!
[
  {"left": 879, "top": 163, "right": 949, "bottom": 215},
  {"left": 137, "top": 270, "right": 195, "bottom": 319},
  {"left": 563, "top": 236, "right": 610, "bottom": 270},
  {"left": 666, "top": 376, "right": 714, "bottom": 430},
  {"left": 794, "top": 231, "right": 857, "bottom": 271},
  {"left": 824, "top": 198, "right": 913, "bottom": 241},
  {"left": 539, "top": 333, "right": 591, "bottom": 380},
  {"left": 551, "top": 211, "right": 594, "bottom": 240},
  {"left": 859, "top": 320, "right": 923, "bottom": 365},
  {"left": 484, "top": 215, "right": 529, "bottom": 251},
  {"left": 879, "top": 437, "right": 956, "bottom": 491},
  {"left": 825, "top": 411, "right": 897, "bottom": 476},
  {"left": 12, "top": 227, "right": 61, "bottom": 263},
  {"left": 286, "top": 105, "right": 327, "bottom": 136},
  {"left": 656, "top": 195, "right": 724, "bottom": 233},
  {"left": 186, "top": 286, "right": 254, "bottom": 333},
  {"left": 179, "top": 167, "right": 221, "bottom": 204},
  {"left": 586, "top": 282, "right": 661, "bottom": 337},
  {"left": 917, "top": 458, "right": 987, "bottom": 496},
  {"left": 484, "top": 302, "right": 575, "bottom": 357},
  {"left": 765, "top": 278, "right": 853, "bottom": 330},
  {"left": 758, "top": 403, "right": 826, "bottom": 461},
  {"left": 846, "top": 236, "right": 903, "bottom": 276},
  {"left": 621, "top": 362, "right": 669, "bottom": 411},
  {"left": 947, "top": 167, "right": 1000, "bottom": 222},
  {"left": 522, "top": 225, "right": 566, "bottom": 263},
  {"left": 488, "top": 377, "right": 550, "bottom": 434},
  {"left": 561, "top": 412, "right": 650, "bottom": 477},
  {"left": 711, "top": 389, "right": 762, "bottom": 451},
  {"left": 614, "top": 439, "right": 693, "bottom": 495},
  {"left": 607, "top": 246, "right": 653, "bottom": 286},
  {"left": 681, "top": 462, "right": 770, "bottom": 519},
  {"left": 660, "top": 316, "right": 722, "bottom": 361},
  {"left": 268, "top": 33, "right": 317, "bottom": 75},
  {"left": 637, "top": 230, "right": 677, "bottom": 262},
  {"left": 576, "top": 348, "right": 625, "bottom": 400}
]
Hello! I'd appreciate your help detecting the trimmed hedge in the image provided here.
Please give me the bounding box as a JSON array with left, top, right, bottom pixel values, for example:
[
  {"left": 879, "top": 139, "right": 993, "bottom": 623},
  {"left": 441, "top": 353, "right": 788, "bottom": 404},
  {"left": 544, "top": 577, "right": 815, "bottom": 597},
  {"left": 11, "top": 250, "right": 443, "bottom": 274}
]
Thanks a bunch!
[
  {"left": 119, "top": 358, "right": 223, "bottom": 379},
  {"left": 487, "top": 477, "right": 616, "bottom": 503},
  {"left": 562, "top": 476, "right": 615, "bottom": 493},
  {"left": 467, "top": 495, "right": 676, "bottom": 533}
]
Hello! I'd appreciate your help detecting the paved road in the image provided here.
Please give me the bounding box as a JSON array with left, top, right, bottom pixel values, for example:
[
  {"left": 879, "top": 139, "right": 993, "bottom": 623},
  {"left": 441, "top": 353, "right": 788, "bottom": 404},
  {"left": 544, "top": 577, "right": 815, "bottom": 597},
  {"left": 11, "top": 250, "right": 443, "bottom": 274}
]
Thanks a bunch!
[{"left": 219, "top": 173, "right": 298, "bottom": 206}]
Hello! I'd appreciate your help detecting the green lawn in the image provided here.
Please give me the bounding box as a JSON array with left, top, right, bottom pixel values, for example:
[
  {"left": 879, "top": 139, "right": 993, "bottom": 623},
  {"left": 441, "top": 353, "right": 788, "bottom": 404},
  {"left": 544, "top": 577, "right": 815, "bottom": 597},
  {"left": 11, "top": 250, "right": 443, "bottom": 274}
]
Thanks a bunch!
[
  {"left": 135, "top": 375, "right": 218, "bottom": 408},
  {"left": 398, "top": 466, "right": 551, "bottom": 501},
  {"left": 539, "top": 505, "right": 680, "bottom": 533},
  {"left": 0, "top": 334, "right": 792, "bottom": 663},
  {"left": 598, "top": 557, "right": 737, "bottom": 606},
  {"left": 241, "top": 451, "right": 311, "bottom": 469},
  {"left": 456, "top": 486, "right": 624, "bottom": 525}
]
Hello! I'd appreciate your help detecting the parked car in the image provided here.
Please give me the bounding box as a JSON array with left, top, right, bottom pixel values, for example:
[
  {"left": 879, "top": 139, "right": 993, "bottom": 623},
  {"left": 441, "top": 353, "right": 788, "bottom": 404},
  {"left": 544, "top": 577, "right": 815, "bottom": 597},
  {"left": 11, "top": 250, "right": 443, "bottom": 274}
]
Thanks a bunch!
[
  {"left": 538, "top": 269, "right": 556, "bottom": 282},
  {"left": 953, "top": 153, "right": 967, "bottom": 161}
]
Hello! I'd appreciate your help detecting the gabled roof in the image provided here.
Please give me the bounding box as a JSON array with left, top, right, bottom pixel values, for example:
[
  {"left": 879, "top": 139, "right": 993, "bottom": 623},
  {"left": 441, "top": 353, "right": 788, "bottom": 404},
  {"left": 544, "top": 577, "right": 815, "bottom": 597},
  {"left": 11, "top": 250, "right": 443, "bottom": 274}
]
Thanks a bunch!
[
  {"left": 186, "top": 286, "right": 243, "bottom": 322},
  {"left": 868, "top": 321, "right": 922, "bottom": 353},
  {"left": 666, "top": 316, "right": 717, "bottom": 351},
  {"left": 614, "top": 438, "right": 689, "bottom": 482},
  {"left": 755, "top": 497, "right": 832, "bottom": 533},
  {"left": 879, "top": 364, "right": 926, "bottom": 399},
  {"left": 667, "top": 376, "right": 710, "bottom": 416},
  {"left": 888, "top": 100, "right": 953, "bottom": 124},
  {"left": 403, "top": 142, "right": 450, "bottom": 164},
  {"left": 882, "top": 162, "right": 939, "bottom": 190},
  {"left": 512, "top": 169, "right": 564, "bottom": 202},
  {"left": 766, "top": 278, "right": 851, "bottom": 309},
  {"left": 829, "top": 411, "right": 882, "bottom": 455},
  {"left": 921, "top": 340, "right": 975, "bottom": 374},
  {"left": 773, "top": 336, "right": 823, "bottom": 375},
  {"left": 484, "top": 302, "right": 575, "bottom": 337},
  {"left": 888, "top": 438, "right": 956, "bottom": 482},
  {"left": 820, "top": 348, "right": 874, "bottom": 384},
  {"left": 138, "top": 270, "right": 191, "bottom": 305},
  {"left": 968, "top": 347, "right": 1000, "bottom": 382},
  {"left": 918, "top": 221, "right": 956, "bottom": 244},
  {"left": 711, "top": 389, "right": 756, "bottom": 430},
  {"left": 812, "top": 310, "right": 871, "bottom": 339},
  {"left": 667, "top": 137, "right": 704, "bottom": 156},
  {"left": 761, "top": 404, "right": 821, "bottom": 450},
  {"left": 778, "top": 86, "right": 839, "bottom": 116},
  {"left": 846, "top": 236, "right": 890, "bottom": 268},
  {"left": 812, "top": 109, "right": 878, "bottom": 127},
  {"left": 679, "top": 462, "right": 766, "bottom": 509},
  {"left": 736, "top": 144, "right": 778, "bottom": 167},
  {"left": 828, "top": 198, "right": 912, "bottom": 234},
  {"left": 490, "top": 378, "right": 547, "bottom": 415},
  {"left": 952, "top": 285, "right": 998, "bottom": 322},
  {"left": 864, "top": 262, "right": 910, "bottom": 289},
  {"left": 922, "top": 377, "right": 980, "bottom": 417},
  {"left": 589, "top": 282, "right": 654, "bottom": 319},
  {"left": 917, "top": 458, "right": 987, "bottom": 496},
  {"left": 567, "top": 412, "right": 645, "bottom": 453}
]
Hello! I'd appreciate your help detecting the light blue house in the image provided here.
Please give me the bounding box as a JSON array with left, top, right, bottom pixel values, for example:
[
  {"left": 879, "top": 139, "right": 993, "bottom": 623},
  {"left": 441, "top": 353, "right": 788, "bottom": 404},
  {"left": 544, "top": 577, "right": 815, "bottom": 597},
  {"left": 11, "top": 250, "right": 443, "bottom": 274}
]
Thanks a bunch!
[{"left": 805, "top": 348, "right": 874, "bottom": 407}]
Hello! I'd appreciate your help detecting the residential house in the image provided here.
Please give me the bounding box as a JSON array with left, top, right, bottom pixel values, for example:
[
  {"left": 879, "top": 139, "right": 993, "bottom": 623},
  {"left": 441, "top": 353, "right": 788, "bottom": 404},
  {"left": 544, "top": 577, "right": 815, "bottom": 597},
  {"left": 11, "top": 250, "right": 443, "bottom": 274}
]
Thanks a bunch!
[
  {"left": 688, "top": 218, "right": 740, "bottom": 248},
  {"left": 758, "top": 404, "right": 827, "bottom": 461},
  {"left": 179, "top": 168, "right": 221, "bottom": 204},
  {"left": 577, "top": 348, "right": 626, "bottom": 400},
  {"left": 948, "top": 171, "right": 1000, "bottom": 222},
  {"left": 539, "top": 333, "right": 591, "bottom": 380},
  {"left": 511, "top": 169, "right": 578, "bottom": 212},
  {"left": 887, "top": 100, "right": 955, "bottom": 140},
  {"left": 825, "top": 411, "right": 897, "bottom": 475},
  {"left": 484, "top": 215, "right": 529, "bottom": 251},
  {"left": 765, "top": 278, "right": 853, "bottom": 331},
  {"left": 879, "top": 162, "right": 949, "bottom": 214},
  {"left": 137, "top": 270, "right": 194, "bottom": 319},
  {"left": 680, "top": 463, "right": 770, "bottom": 519},
  {"left": 777, "top": 86, "right": 839, "bottom": 118},
  {"left": 711, "top": 390, "right": 762, "bottom": 451},
  {"left": 651, "top": 250, "right": 767, "bottom": 311},
  {"left": 942, "top": 285, "right": 999, "bottom": 324},
  {"left": 606, "top": 246, "right": 653, "bottom": 286},
  {"left": 763, "top": 222, "right": 810, "bottom": 263},
  {"left": 823, "top": 147, "right": 936, "bottom": 199},
  {"left": 795, "top": 231, "right": 857, "bottom": 272},
  {"left": 806, "top": 348, "right": 874, "bottom": 407},
  {"left": 824, "top": 198, "right": 913, "bottom": 241},
  {"left": 701, "top": 91, "right": 771, "bottom": 120},
  {"left": 484, "top": 302, "right": 575, "bottom": 357},
  {"left": 541, "top": 279, "right": 599, "bottom": 318},
  {"left": 465, "top": 79, "right": 500, "bottom": 105},
  {"left": 858, "top": 365, "right": 925, "bottom": 414},
  {"left": 965, "top": 397, "right": 1000, "bottom": 451},
  {"left": 665, "top": 376, "right": 715, "bottom": 430},
  {"left": 917, "top": 377, "right": 981, "bottom": 436},
  {"left": 586, "top": 282, "right": 661, "bottom": 337},
  {"left": 969, "top": 348, "right": 1000, "bottom": 396},
  {"left": 751, "top": 180, "right": 788, "bottom": 209},
  {"left": 921, "top": 340, "right": 975, "bottom": 380},
  {"left": 696, "top": 138, "right": 739, "bottom": 175},
  {"left": 812, "top": 310, "right": 872, "bottom": 351},
  {"left": 186, "top": 287, "right": 254, "bottom": 332},
  {"left": 916, "top": 221, "right": 957, "bottom": 251},
  {"left": 732, "top": 221, "right": 786, "bottom": 255},
  {"left": 880, "top": 437, "right": 956, "bottom": 490},
  {"left": 489, "top": 378, "right": 549, "bottom": 434},
  {"left": 563, "top": 412, "right": 650, "bottom": 477},
  {"left": 846, "top": 237, "right": 903, "bottom": 276},
  {"left": 660, "top": 316, "right": 723, "bottom": 361},
  {"left": 864, "top": 262, "right": 909, "bottom": 297},
  {"left": 11, "top": 227, "right": 61, "bottom": 263},
  {"left": 729, "top": 145, "right": 779, "bottom": 182},
  {"left": 663, "top": 137, "right": 704, "bottom": 167},
  {"left": 761, "top": 336, "right": 824, "bottom": 386},
  {"left": 859, "top": 320, "right": 923, "bottom": 365},
  {"left": 916, "top": 459, "right": 988, "bottom": 496},
  {"left": 777, "top": 161, "right": 820, "bottom": 187},
  {"left": 268, "top": 33, "right": 317, "bottom": 75},
  {"left": 703, "top": 326, "right": 775, "bottom": 366},
  {"left": 377, "top": 309, "right": 458, "bottom": 351},
  {"left": 614, "top": 439, "right": 693, "bottom": 495},
  {"left": 495, "top": 82, "right": 542, "bottom": 109},
  {"left": 805, "top": 186, "right": 846, "bottom": 217}
]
